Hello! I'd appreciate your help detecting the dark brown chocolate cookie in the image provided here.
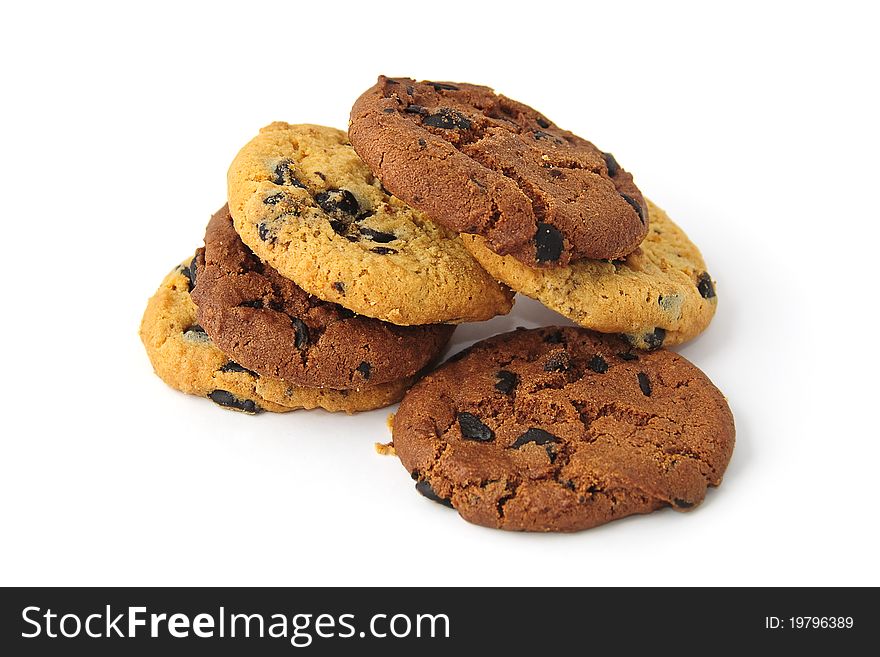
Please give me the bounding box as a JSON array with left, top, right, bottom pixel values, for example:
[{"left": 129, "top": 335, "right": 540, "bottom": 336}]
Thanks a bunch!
[
  {"left": 392, "top": 327, "right": 735, "bottom": 532},
  {"left": 350, "top": 76, "right": 648, "bottom": 267},
  {"left": 190, "top": 205, "right": 455, "bottom": 389}
]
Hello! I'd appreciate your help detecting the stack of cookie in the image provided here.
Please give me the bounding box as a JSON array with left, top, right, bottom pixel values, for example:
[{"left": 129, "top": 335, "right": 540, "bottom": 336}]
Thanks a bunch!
[
  {"left": 140, "top": 76, "right": 735, "bottom": 533},
  {"left": 140, "top": 123, "right": 513, "bottom": 414}
]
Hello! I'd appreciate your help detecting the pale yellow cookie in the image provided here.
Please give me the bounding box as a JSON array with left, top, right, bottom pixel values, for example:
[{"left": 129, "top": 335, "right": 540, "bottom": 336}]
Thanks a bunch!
[
  {"left": 227, "top": 123, "right": 513, "bottom": 325},
  {"left": 461, "top": 200, "right": 717, "bottom": 349}
]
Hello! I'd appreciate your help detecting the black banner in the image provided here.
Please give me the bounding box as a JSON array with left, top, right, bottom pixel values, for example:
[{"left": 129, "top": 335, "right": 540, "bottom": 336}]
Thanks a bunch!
[{"left": 0, "top": 587, "right": 872, "bottom": 654}]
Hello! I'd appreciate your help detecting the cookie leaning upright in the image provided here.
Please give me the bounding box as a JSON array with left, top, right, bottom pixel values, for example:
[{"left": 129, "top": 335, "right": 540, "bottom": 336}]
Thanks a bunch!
[
  {"left": 349, "top": 76, "right": 648, "bottom": 268},
  {"left": 226, "top": 123, "right": 513, "bottom": 325},
  {"left": 462, "top": 200, "right": 719, "bottom": 350},
  {"left": 392, "top": 327, "right": 735, "bottom": 532}
]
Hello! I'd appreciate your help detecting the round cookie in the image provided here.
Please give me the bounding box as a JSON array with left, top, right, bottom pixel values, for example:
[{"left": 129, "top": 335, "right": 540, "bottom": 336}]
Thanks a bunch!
[
  {"left": 349, "top": 76, "right": 648, "bottom": 268},
  {"left": 140, "top": 259, "right": 416, "bottom": 414},
  {"left": 226, "top": 123, "right": 514, "bottom": 325},
  {"left": 191, "top": 205, "right": 455, "bottom": 389},
  {"left": 392, "top": 327, "right": 735, "bottom": 532},
  {"left": 461, "top": 200, "right": 717, "bottom": 350}
]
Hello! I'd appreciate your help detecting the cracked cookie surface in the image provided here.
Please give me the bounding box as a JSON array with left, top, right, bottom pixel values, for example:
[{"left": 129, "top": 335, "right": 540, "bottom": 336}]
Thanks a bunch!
[
  {"left": 226, "top": 123, "right": 513, "bottom": 325},
  {"left": 462, "top": 200, "right": 718, "bottom": 350},
  {"left": 392, "top": 327, "right": 735, "bottom": 532},
  {"left": 140, "top": 258, "right": 417, "bottom": 414},
  {"left": 191, "top": 205, "right": 454, "bottom": 389},
  {"left": 350, "top": 76, "right": 648, "bottom": 268}
]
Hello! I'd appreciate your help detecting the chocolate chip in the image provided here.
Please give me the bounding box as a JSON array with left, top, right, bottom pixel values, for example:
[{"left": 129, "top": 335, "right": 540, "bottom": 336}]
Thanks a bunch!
[
  {"left": 257, "top": 222, "right": 275, "bottom": 242},
  {"left": 358, "top": 226, "right": 396, "bottom": 243},
  {"left": 264, "top": 192, "right": 285, "bottom": 205},
  {"left": 355, "top": 210, "right": 375, "bottom": 221},
  {"left": 587, "top": 355, "right": 609, "bottom": 374},
  {"left": 535, "top": 222, "right": 564, "bottom": 262},
  {"left": 356, "top": 361, "right": 371, "bottom": 380},
  {"left": 543, "top": 330, "right": 564, "bottom": 344},
  {"left": 418, "top": 138, "right": 427, "bottom": 147},
  {"left": 219, "top": 361, "right": 258, "bottom": 377},
  {"left": 371, "top": 247, "right": 398, "bottom": 255},
  {"left": 404, "top": 104, "right": 428, "bottom": 115},
  {"left": 182, "top": 256, "right": 197, "bottom": 292},
  {"left": 422, "top": 108, "right": 472, "bottom": 130},
  {"left": 238, "top": 299, "right": 263, "bottom": 309},
  {"left": 208, "top": 390, "right": 261, "bottom": 414},
  {"left": 620, "top": 193, "right": 646, "bottom": 224},
  {"left": 428, "top": 82, "right": 460, "bottom": 91},
  {"left": 406, "top": 85, "right": 414, "bottom": 95},
  {"left": 673, "top": 498, "right": 695, "bottom": 509},
  {"left": 415, "top": 480, "right": 453, "bottom": 507},
  {"left": 457, "top": 412, "right": 494, "bottom": 442},
  {"left": 494, "top": 370, "right": 518, "bottom": 394},
  {"left": 291, "top": 318, "right": 309, "bottom": 350},
  {"left": 544, "top": 352, "right": 570, "bottom": 372},
  {"left": 532, "top": 129, "right": 561, "bottom": 143},
  {"left": 272, "top": 160, "right": 307, "bottom": 188},
  {"left": 697, "top": 272, "right": 716, "bottom": 299},
  {"left": 329, "top": 219, "right": 348, "bottom": 236},
  {"left": 536, "top": 116, "right": 550, "bottom": 129},
  {"left": 637, "top": 372, "right": 652, "bottom": 396},
  {"left": 603, "top": 152, "right": 620, "bottom": 177},
  {"left": 512, "top": 428, "right": 559, "bottom": 448},
  {"left": 617, "top": 352, "right": 639, "bottom": 361},
  {"left": 642, "top": 328, "right": 666, "bottom": 350},
  {"left": 332, "top": 281, "right": 346, "bottom": 295},
  {"left": 182, "top": 324, "right": 209, "bottom": 343},
  {"left": 382, "top": 108, "right": 395, "bottom": 114},
  {"left": 316, "top": 188, "right": 360, "bottom": 216}
]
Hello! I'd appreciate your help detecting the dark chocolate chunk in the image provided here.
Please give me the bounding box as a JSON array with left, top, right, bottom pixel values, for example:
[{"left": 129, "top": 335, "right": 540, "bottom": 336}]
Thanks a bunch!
[
  {"left": 638, "top": 372, "right": 652, "bottom": 396},
  {"left": 382, "top": 108, "right": 395, "bottom": 114},
  {"left": 422, "top": 108, "right": 472, "bottom": 130},
  {"left": 371, "top": 247, "right": 398, "bottom": 255},
  {"left": 182, "top": 256, "right": 197, "bottom": 292},
  {"left": 405, "top": 104, "right": 428, "bottom": 115},
  {"left": 617, "top": 352, "right": 639, "bottom": 361},
  {"left": 238, "top": 299, "right": 263, "bottom": 309},
  {"left": 219, "top": 361, "right": 258, "bottom": 377},
  {"left": 332, "top": 281, "right": 346, "bottom": 295},
  {"left": 208, "top": 390, "right": 260, "bottom": 414},
  {"left": 587, "top": 355, "right": 609, "bottom": 374},
  {"left": 415, "top": 480, "right": 454, "bottom": 507},
  {"left": 673, "top": 498, "right": 695, "bottom": 509},
  {"left": 532, "top": 129, "right": 561, "bottom": 143},
  {"left": 257, "top": 222, "right": 274, "bottom": 242},
  {"left": 355, "top": 210, "right": 375, "bottom": 221},
  {"left": 272, "top": 160, "right": 307, "bottom": 188},
  {"left": 418, "top": 138, "right": 427, "bottom": 147},
  {"left": 315, "top": 188, "right": 360, "bottom": 216},
  {"left": 642, "top": 328, "right": 666, "bottom": 351},
  {"left": 543, "top": 330, "right": 564, "bottom": 344},
  {"left": 535, "top": 222, "right": 564, "bottom": 262},
  {"left": 512, "top": 428, "right": 559, "bottom": 448},
  {"left": 428, "top": 82, "right": 460, "bottom": 91},
  {"left": 603, "top": 152, "right": 620, "bottom": 177},
  {"left": 264, "top": 192, "right": 285, "bottom": 205},
  {"left": 457, "top": 412, "right": 495, "bottom": 442},
  {"left": 494, "top": 370, "right": 518, "bottom": 394},
  {"left": 358, "top": 226, "right": 397, "bottom": 243},
  {"left": 697, "top": 272, "right": 716, "bottom": 299},
  {"left": 544, "top": 352, "right": 570, "bottom": 372},
  {"left": 536, "top": 116, "right": 550, "bottom": 129},
  {"left": 291, "top": 318, "right": 309, "bottom": 350},
  {"left": 620, "top": 193, "right": 646, "bottom": 224},
  {"left": 356, "top": 361, "right": 371, "bottom": 380},
  {"left": 329, "top": 219, "right": 349, "bottom": 236},
  {"left": 406, "top": 85, "right": 414, "bottom": 95}
]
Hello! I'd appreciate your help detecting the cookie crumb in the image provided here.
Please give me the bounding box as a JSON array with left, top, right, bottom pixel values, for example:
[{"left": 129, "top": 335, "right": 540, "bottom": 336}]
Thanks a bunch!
[{"left": 375, "top": 441, "right": 396, "bottom": 456}]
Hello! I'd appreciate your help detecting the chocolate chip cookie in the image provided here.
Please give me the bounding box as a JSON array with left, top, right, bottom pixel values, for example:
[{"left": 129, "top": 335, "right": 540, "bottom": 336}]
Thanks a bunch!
[
  {"left": 140, "top": 259, "right": 417, "bottom": 414},
  {"left": 191, "top": 205, "right": 455, "bottom": 389},
  {"left": 349, "top": 76, "right": 648, "bottom": 267},
  {"left": 226, "top": 123, "right": 514, "bottom": 325},
  {"left": 462, "top": 200, "right": 717, "bottom": 350},
  {"left": 392, "top": 327, "right": 735, "bottom": 532}
]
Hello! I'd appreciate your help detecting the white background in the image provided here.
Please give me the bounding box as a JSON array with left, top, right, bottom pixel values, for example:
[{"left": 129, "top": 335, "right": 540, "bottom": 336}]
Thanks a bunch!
[{"left": 1, "top": 1, "right": 877, "bottom": 587}]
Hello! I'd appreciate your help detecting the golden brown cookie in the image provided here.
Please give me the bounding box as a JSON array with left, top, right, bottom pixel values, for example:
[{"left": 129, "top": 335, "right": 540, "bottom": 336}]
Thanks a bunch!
[
  {"left": 140, "top": 259, "right": 417, "bottom": 414},
  {"left": 226, "top": 123, "right": 513, "bottom": 325},
  {"left": 392, "top": 327, "right": 735, "bottom": 532},
  {"left": 191, "top": 205, "right": 454, "bottom": 389},
  {"left": 350, "top": 76, "right": 648, "bottom": 267},
  {"left": 462, "top": 200, "right": 717, "bottom": 350}
]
